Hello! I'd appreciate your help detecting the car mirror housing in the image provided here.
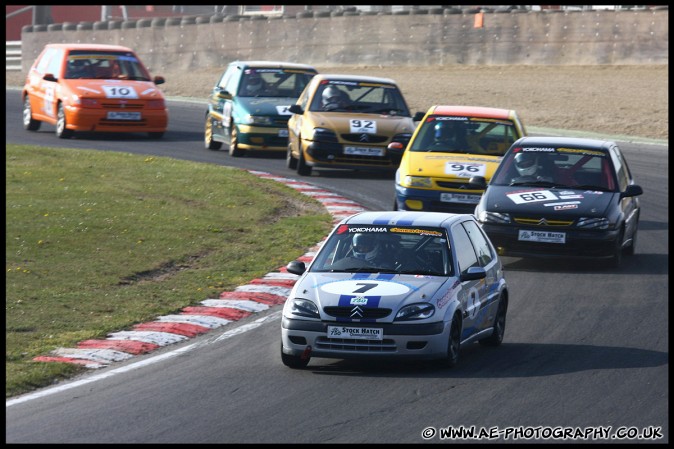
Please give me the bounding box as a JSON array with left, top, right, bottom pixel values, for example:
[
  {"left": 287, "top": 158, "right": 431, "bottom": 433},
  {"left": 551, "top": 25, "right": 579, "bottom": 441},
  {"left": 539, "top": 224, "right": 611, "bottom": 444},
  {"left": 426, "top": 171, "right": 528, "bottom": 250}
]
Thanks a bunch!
[
  {"left": 288, "top": 104, "right": 303, "bottom": 115},
  {"left": 286, "top": 260, "right": 306, "bottom": 275},
  {"left": 460, "top": 266, "right": 487, "bottom": 282},
  {"left": 469, "top": 176, "right": 487, "bottom": 190},
  {"left": 43, "top": 73, "right": 57, "bottom": 82},
  {"left": 621, "top": 184, "right": 643, "bottom": 198},
  {"left": 413, "top": 111, "right": 425, "bottom": 122},
  {"left": 153, "top": 76, "right": 165, "bottom": 85}
]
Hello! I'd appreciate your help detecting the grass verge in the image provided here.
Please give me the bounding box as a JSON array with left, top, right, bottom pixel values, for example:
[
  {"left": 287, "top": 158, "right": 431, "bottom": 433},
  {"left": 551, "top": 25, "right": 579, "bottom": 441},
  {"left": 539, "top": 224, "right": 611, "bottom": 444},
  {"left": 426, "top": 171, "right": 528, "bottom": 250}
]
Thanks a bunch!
[{"left": 5, "top": 144, "right": 333, "bottom": 398}]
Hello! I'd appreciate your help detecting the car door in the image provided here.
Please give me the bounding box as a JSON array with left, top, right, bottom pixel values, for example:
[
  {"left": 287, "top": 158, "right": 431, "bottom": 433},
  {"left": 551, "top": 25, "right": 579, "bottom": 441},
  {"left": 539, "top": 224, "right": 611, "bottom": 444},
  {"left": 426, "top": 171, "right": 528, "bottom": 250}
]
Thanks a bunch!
[
  {"left": 450, "top": 221, "right": 486, "bottom": 341},
  {"left": 461, "top": 219, "right": 501, "bottom": 333},
  {"left": 610, "top": 144, "right": 641, "bottom": 241},
  {"left": 208, "top": 64, "right": 236, "bottom": 140},
  {"left": 29, "top": 47, "right": 62, "bottom": 122}
]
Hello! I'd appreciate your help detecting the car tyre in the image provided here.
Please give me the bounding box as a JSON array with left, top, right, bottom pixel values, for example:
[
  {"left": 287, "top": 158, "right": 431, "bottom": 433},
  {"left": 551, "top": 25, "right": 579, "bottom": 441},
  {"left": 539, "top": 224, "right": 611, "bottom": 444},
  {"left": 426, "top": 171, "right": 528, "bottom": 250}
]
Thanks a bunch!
[
  {"left": 148, "top": 132, "right": 164, "bottom": 139},
  {"left": 297, "top": 148, "right": 312, "bottom": 176},
  {"left": 56, "top": 103, "right": 74, "bottom": 139},
  {"left": 204, "top": 116, "right": 222, "bottom": 150},
  {"left": 286, "top": 142, "right": 298, "bottom": 169},
  {"left": 281, "top": 343, "right": 310, "bottom": 369},
  {"left": 624, "top": 223, "right": 638, "bottom": 256},
  {"left": 609, "top": 229, "right": 624, "bottom": 269},
  {"left": 228, "top": 123, "right": 244, "bottom": 157},
  {"left": 23, "top": 97, "right": 41, "bottom": 131},
  {"left": 439, "top": 313, "right": 461, "bottom": 368},
  {"left": 479, "top": 296, "right": 506, "bottom": 346}
]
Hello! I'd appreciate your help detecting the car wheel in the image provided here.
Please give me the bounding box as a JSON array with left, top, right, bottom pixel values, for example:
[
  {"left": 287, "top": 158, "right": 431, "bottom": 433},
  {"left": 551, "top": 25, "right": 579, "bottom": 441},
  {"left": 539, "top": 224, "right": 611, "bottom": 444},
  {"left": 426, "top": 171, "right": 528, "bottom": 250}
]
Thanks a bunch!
[
  {"left": 23, "top": 97, "right": 41, "bottom": 131},
  {"left": 281, "top": 343, "right": 310, "bottom": 369},
  {"left": 286, "top": 142, "right": 298, "bottom": 170},
  {"left": 439, "top": 313, "right": 461, "bottom": 368},
  {"left": 297, "top": 147, "right": 312, "bottom": 176},
  {"left": 56, "top": 103, "right": 73, "bottom": 139},
  {"left": 228, "top": 123, "right": 244, "bottom": 157},
  {"left": 479, "top": 296, "right": 507, "bottom": 346},
  {"left": 204, "top": 116, "right": 222, "bottom": 150},
  {"left": 148, "top": 132, "right": 164, "bottom": 139}
]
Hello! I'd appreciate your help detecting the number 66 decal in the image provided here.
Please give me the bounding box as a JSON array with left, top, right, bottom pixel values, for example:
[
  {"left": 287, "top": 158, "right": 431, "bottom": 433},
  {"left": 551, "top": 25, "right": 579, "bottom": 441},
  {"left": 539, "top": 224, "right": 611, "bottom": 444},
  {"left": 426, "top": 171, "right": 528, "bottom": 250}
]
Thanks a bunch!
[{"left": 445, "top": 161, "right": 486, "bottom": 177}]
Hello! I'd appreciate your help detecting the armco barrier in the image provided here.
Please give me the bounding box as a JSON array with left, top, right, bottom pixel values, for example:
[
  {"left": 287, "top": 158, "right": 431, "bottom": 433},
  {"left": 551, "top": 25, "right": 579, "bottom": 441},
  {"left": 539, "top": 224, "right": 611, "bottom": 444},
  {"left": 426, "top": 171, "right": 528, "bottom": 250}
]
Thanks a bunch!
[{"left": 15, "top": 8, "right": 668, "bottom": 73}]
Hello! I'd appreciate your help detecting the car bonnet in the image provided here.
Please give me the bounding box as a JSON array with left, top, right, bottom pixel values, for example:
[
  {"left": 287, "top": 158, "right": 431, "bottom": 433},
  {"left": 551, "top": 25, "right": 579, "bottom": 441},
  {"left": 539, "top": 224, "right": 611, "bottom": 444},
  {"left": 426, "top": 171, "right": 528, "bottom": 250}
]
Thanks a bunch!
[
  {"left": 309, "top": 112, "right": 415, "bottom": 136},
  {"left": 401, "top": 152, "right": 503, "bottom": 180},
  {"left": 61, "top": 79, "right": 165, "bottom": 100},
  {"left": 293, "top": 271, "right": 454, "bottom": 323},
  {"left": 235, "top": 96, "right": 298, "bottom": 117},
  {"left": 483, "top": 185, "right": 616, "bottom": 216}
]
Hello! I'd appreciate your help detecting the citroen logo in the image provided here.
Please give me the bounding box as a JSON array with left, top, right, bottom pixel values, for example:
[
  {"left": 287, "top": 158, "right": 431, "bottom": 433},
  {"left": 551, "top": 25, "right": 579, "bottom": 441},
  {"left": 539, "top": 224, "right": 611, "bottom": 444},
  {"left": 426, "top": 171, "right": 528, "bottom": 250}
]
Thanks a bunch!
[
  {"left": 538, "top": 218, "right": 549, "bottom": 226},
  {"left": 350, "top": 306, "right": 364, "bottom": 318},
  {"left": 359, "top": 134, "right": 369, "bottom": 143}
]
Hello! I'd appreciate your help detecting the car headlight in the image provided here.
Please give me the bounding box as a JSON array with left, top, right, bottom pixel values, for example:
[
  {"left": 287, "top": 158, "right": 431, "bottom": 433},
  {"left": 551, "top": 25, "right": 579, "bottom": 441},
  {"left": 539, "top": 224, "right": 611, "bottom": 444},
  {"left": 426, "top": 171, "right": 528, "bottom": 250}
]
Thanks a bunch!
[
  {"left": 400, "top": 175, "right": 432, "bottom": 188},
  {"left": 308, "top": 127, "right": 338, "bottom": 143},
  {"left": 146, "top": 99, "right": 166, "bottom": 110},
  {"left": 477, "top": 210, "right": 511, "bottom": 224},
  {"left": 395, "top": 303, "right": 435, "bottom": 321},
  {"left": 71, "top": 96, "right": 101, "bottom": 108},
  {"left": 576, "top": 217, "right": 610, "bottom": 229},
  {"left": 288, "top": 298, "right": 320, "bottom": 318},
  {"left": 241, "top": 115, "right": 272, "bottom": 125}
]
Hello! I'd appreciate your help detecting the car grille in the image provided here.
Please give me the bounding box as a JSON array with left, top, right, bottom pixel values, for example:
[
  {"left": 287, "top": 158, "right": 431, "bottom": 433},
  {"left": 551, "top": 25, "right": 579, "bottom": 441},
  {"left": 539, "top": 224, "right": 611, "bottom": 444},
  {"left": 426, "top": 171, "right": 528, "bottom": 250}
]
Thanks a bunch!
[
  {"left": 101, "top": 103, "right": 144, "bottom": 109},
  {"left": 341, "top": 133, "right": 389, "bottom": 144},
  {"left": 428, "top": 201, "right": 478, "bottom": 214},
  {"left": 323, "top": 306, "right": 391, "bottom": 319},
  {"left": 513, "top": 217, "right": 574, "bottom": 227},
  {"left": 315, "top": 337, "right": 396, "bottom": 352},
  {"left": 435, "top": 180, "right": 478, "bottom": 190}
]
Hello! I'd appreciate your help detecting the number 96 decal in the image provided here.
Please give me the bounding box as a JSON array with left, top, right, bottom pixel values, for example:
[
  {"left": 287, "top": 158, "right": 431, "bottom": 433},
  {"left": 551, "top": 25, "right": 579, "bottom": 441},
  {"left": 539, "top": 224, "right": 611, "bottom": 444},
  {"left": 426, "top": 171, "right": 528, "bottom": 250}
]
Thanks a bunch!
[{"left": 445, "top": 161, "right": 486, "bottom": 177}]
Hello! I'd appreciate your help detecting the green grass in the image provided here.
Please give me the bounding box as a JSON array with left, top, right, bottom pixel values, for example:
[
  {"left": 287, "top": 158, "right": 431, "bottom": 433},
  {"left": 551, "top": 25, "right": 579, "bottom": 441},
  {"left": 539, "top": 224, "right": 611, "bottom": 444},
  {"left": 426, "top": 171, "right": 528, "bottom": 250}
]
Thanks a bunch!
[{"left": 5, "top": 144, "right": 333, "bottom": 398}]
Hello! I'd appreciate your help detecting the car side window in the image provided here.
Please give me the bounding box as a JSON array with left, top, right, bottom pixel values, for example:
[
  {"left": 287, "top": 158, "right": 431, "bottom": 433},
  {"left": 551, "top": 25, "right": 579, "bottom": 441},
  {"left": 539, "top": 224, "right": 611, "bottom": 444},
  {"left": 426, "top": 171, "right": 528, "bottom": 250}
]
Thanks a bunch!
[
  {"left": 452, "top": 223, "right": 480, "bottom": 276},
  {"left": 609, "top": 145, "right": 630, "bottom": 191},
  {"left": 224, "top": 67, "right": 240, "bottom": 94},
  {"left": 461, "top": 220, "right": 494, "bottom": 267},
  {"left": 35, "top": 48, "right": 57, "bottom": 75}
]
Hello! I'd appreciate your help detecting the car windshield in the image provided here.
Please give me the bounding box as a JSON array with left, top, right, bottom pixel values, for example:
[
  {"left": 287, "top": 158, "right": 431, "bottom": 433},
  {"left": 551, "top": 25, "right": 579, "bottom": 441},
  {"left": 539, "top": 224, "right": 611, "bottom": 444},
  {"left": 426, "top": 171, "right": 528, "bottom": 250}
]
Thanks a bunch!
[
  {"left": 238, "top": 68, "right": 316, "bottom": 98},
  {"left": 64, "top": 50, "right": 151, "bottom": 80},
  {"left": 409, "top": 116, "right": 519, "bottom": 155},
  {"left": 309, "top": 81, "right": 411, "bottom": 116},
  {"left": 309, "top": 225, "right": 453, "bottom": 276},
  {"left": 491, "top": 147, "right": 617, "bottom": 190}
]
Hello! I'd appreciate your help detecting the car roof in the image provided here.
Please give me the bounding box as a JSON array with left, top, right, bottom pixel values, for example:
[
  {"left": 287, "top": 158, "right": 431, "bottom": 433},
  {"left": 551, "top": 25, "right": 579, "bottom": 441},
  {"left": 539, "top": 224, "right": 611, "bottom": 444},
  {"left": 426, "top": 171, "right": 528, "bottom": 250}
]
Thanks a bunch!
[
  {"left": 312, "top": 73, "right": 398, "bottom": 85},
  {"left": 44, "top": 43, "right": 135, "bottom": 52},
  {"left": 512, "top": 136, "right": 614, "bottom": 151},
  {"left": 230, "top": 60, "right": 317, "bottom": 71},
  {"left": 342, "top": 211, "right": 471, "bottom": 228},
  {"left": 428, "top": 105, "right": 514, "bottom": 119}
]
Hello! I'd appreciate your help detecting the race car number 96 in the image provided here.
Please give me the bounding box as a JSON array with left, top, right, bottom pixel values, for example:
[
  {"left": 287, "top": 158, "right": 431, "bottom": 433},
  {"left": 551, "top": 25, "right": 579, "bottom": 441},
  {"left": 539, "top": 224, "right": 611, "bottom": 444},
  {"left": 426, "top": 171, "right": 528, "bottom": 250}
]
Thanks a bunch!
[{"left": 445, "top": 162, "right": 486, "bottom": 177}]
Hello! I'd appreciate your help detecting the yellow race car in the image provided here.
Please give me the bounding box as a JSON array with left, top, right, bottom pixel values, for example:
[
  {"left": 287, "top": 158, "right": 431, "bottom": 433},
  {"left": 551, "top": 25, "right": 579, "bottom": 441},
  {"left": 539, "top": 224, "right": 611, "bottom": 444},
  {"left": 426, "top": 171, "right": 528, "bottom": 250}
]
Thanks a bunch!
[
  {"left": 286, "top": 74, "right": 418, "bottom": 176},
  {"left": 395, "top": 105, "right": 527, "bottom": 213}
]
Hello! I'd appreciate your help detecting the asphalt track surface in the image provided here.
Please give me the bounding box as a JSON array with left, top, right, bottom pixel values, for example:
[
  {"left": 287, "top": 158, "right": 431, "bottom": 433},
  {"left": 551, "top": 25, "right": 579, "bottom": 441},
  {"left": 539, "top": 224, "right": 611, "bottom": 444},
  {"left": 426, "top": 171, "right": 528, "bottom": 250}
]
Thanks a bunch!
[{"left": 5, "top": 90, "right": 669, "bottom": 444}]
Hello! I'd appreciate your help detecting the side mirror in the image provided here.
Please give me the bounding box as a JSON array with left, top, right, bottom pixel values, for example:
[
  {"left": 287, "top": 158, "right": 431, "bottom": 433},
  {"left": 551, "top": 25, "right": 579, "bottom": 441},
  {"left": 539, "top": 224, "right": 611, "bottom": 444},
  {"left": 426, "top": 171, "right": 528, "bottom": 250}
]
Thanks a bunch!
[
  {"left": 413, "top": 111, "right": 425, "bottom": 122},
  {"left": 286, "top": 260, "right": 306, "bottom": 276},
  {"left": 153, "top": 76, "right": 165, "bottom": 85},
  {"left": 460, "top": 266, "right": 487, "bottom": 282},
  {"left": 469, "top": 176, "right": 487, "bottom": 190},
  {"left": 43, "top": 73, "right": 57, "bottom": 82},
  {"left": 288, "top": 104, "right": 303, "bottom": 115},
  {"left": 621, "top": 184, "right": 643, "bottom": 198}
]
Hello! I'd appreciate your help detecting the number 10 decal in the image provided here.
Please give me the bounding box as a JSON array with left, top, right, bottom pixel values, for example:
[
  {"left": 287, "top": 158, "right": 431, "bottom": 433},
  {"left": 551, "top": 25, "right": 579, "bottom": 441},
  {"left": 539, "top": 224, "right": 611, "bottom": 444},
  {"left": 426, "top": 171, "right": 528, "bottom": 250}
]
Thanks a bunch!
[{"left": 102, "top": 85, "right": 139, "bottom": 99}]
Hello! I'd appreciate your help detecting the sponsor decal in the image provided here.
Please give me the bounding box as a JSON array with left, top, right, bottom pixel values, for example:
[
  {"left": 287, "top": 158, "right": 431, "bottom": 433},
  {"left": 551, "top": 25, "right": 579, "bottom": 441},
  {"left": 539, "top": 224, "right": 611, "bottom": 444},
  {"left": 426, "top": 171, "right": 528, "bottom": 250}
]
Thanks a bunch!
[
  {"left": 437, "top": 280, "right": 460, "bottom": 309},
  {"left": 521, "top": 147, "right": 555, "bottom": 152},
  {"left": 543, "top": 200, "right": 581, "bottom": 207},
  {"left": 350, "top": 296, "right": 368, "bottom": 305},
  {"left": 435, "top": 116, "right": 468, "bottom": 122},
  {"left": 557, "top": 148, "right": 606, "bottom": 156},
  {"left": 390, "top": 227, "right": 443, "bottom": 237},
  {"left": 346, "top": 227, "right": 388, "bottom": 233},
  {"left": 554, "top": 204, "right": 578, "bottom": 210}
]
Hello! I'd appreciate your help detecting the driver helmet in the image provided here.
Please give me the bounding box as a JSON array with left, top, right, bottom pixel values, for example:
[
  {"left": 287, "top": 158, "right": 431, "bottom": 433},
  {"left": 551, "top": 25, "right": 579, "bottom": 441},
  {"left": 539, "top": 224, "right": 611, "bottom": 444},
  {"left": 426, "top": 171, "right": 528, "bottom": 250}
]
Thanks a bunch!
[
  {"left": 322, "top": 86, "right": 344, "bottom": 107},
  {"left": 245, "top": 73, "right": 263, "bottom": 95},
  {"left": 514, "top": 152, "right": 538, "bottom": 177},
  {"left": 434, "top": 121, "right": 454, "bottom": 142},
  {"left": 352, "top": 233, "right": 379, "bottom": 262}
]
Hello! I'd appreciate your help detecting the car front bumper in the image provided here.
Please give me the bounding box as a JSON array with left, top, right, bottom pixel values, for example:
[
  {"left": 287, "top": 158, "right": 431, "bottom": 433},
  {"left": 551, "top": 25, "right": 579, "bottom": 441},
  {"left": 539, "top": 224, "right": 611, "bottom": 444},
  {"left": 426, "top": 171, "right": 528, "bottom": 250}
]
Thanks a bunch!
[
  {"left": 281, "top": 316, "right": 450, "bottom": 361},
  {"left": 64, "top": 105, "right": 168, "bottom": 133},
  {"left": 395, "top": 184, "right": 481, "bottom": 214}
]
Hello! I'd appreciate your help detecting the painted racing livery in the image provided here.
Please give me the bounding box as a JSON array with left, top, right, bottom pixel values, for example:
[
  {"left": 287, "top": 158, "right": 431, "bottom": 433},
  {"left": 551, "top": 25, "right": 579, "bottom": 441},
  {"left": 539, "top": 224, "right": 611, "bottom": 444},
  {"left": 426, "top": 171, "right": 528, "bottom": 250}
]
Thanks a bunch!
[
  {"left": 204, "top": 60, "right": 317, "bottom": 156},
  {"left": 474, "top": 136, "right": 643, "bottom": 268},
  {"left": 395, "top": 105, "right": 527, "bottom": 214},
  {"left": 280, "top": 211, "right": 509, "bottom": 369},
  {"left": 286, "top": 74, "right": 418, "bottom": 176}
]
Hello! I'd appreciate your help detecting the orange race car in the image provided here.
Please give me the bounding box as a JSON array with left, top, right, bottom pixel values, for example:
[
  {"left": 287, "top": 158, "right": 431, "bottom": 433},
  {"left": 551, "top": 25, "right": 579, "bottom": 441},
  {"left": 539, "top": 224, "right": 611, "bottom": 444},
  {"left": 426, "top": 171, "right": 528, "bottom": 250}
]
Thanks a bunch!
[{"left": 22, "top": 43, "right": 168, "bottom": 139}]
